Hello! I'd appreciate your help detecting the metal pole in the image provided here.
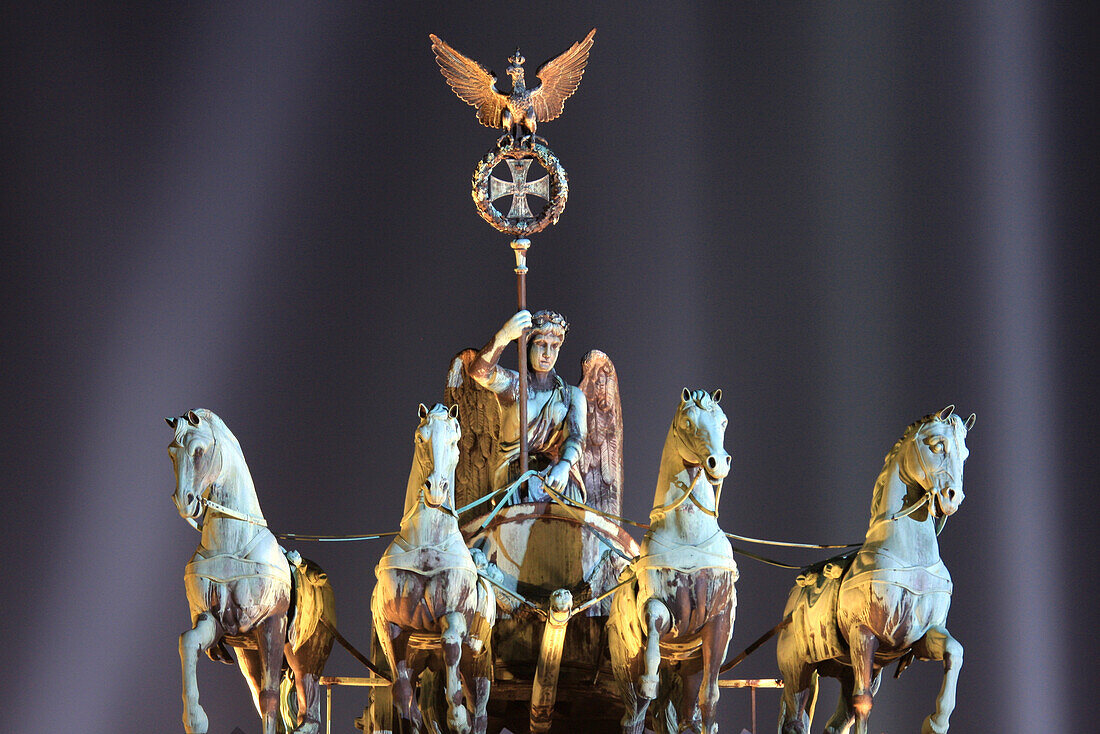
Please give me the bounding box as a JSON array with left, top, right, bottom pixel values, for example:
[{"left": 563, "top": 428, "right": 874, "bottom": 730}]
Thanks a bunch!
[{"left": 512, "top": 238, "right": 530, "bottom": 475}]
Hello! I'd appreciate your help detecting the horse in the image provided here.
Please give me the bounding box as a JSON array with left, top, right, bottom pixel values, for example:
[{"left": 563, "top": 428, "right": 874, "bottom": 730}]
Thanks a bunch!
[
  {"left": 370, "top": 403, "right": 496, "bottom": 734},
  {"left": 167, "top": 409, "right": 336, "bottom": 734},
  {"left": 608, "top": 388, "right": 737, "bottom": 734},
  {"left": 776, "top": 405, "right": 975, "bottom": 734}
]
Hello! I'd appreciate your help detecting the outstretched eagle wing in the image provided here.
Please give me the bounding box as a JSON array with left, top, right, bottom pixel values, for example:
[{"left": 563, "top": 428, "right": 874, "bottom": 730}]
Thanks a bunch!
[
  {"left": 530, "top": 28, "right": 596, "bottom": 124},
  {"left": 578, "top": 348, "right": 623, "bottom": 516},
  {"left": 430, "top": 34, "right": 508, "bottom": 129},
  {"left": 444, "top": 349, "right": 501, "bottom": 519}
]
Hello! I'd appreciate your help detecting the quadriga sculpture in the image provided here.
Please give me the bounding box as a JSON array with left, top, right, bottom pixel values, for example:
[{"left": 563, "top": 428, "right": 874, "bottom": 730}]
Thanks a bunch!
[
  {"left": 777, "top": 406, "right": 974, "bottom": 734},
  {"left": 607, "top": 389, "right": 737, "bottom": 734},
  {"left": 167, "top": 409, "right": 336, "bottom": 734},
  {"left": 370, "top": 403, "right": 496, "bottom": 734}
]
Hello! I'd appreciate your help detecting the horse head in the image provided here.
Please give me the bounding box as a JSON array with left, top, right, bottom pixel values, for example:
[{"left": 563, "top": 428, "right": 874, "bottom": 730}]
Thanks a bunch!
[
  {"left": 899, "top": 405, "right": 975, "bottom": 524},
  {"left": 673, "top": 388, "right": 731, "bottom": 485},
  {"left": 165, "top": 409, "right": 224, "bottom": 524},
  {"left": 414, "top": 403, "right": 462, "bottom": 510}
]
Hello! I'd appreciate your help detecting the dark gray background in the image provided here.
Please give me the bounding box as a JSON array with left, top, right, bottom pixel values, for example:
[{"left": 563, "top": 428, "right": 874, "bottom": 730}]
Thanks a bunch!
[{"left": 3, "top": 2, "right": 1096, "bottom": 732}]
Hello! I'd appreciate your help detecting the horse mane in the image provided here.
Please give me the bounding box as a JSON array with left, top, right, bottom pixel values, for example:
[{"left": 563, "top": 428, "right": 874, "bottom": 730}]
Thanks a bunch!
[
  {"left": 870, "top": 412, "right": 940, "bottom": 512},
  {"left": 680, "top": 389, "right": 718, "bottom": 412},
  {"left": 420, "top": 403, "right": 452, "bottom": 422}
]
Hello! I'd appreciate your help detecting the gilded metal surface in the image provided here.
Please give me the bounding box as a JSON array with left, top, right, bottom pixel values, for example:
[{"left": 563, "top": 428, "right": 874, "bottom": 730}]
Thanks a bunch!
[
  {"left": 529, "top": 589, "right": 574, "bottom": 733},
  {"left": 430, "top": 29, "right": 596, "bottom": 138}
]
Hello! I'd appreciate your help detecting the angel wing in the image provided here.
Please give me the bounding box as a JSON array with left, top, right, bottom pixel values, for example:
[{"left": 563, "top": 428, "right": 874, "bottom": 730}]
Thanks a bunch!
[
  {"left": 578, "top": 349, "right": 623, "bottom": 515},
  {"left": 430, "top": 34, "right": 508, "bottom": 129},
  {"left": 530, "top": 28, "right": 597, "bottom": 124},
  {"left": 445, "top": 349, "right": 501, "bottom": 518}
]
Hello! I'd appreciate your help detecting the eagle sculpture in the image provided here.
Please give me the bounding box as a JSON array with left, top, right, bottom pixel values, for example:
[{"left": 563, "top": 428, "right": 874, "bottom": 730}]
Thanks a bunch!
[{"left": 430, "top": 29, "right": 596, "bottom": 139}]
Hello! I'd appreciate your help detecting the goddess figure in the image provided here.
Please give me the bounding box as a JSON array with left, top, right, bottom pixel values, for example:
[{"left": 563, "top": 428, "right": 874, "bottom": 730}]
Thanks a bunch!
[
  {"left": 469, "top": 309, "right": 586, "bottom": 503},
  {"left": 445, "top": 310, "right": 624, "bottom": 515}
]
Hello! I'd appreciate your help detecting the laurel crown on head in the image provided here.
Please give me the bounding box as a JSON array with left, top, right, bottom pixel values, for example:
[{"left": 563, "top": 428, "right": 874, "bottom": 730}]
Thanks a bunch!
[{"left": 531, "top": 310, "right": 569, "bottom": 337}]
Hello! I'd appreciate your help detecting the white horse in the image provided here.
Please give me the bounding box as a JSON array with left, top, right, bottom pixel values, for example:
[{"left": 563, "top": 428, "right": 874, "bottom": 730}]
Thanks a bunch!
[
  {"left": 777, "top": 406, "right": 974, "bottom": 734},
  {"left": 370, "top": 403, "right": 495, "bottom": 734},
  {"left": 608, "top": 389, "right": 737, "bottom": 734},
  {"left": 168, "top": 409, "right": 335, "bottom": 734}
]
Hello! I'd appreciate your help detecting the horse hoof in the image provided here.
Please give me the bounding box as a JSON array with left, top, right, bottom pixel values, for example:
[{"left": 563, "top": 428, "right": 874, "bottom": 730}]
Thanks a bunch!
[
  {"left": 639, "top": 673, "right": 659, "bottom": 699},
  {"left": 921, "top": 715, "right": 948, "bottom": 734},
  {"left": 182, "top": 704, "right": 208, "bottom": 734},
  {"left": 448, "top": 708, "right": 470, "bottom": 734}
]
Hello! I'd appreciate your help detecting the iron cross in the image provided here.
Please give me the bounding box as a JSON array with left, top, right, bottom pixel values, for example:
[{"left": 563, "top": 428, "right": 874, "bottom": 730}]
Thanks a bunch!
[{"left": 490, "top": 160, "right": 550, "bottom": 220}]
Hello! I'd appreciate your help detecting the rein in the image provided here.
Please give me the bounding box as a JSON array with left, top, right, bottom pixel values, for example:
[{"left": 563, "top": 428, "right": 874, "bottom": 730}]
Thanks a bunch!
[
  {"left": 199, "top": 494, "right": 268, "bottom": 527},
  {"left": 649, "top": 469, "right": 710, "bottom": 522}
]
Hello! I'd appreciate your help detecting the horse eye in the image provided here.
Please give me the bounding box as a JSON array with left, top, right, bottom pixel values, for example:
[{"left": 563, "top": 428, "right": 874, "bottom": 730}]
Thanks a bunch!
[
  {"left": 193, "top": 446, "right": 204, "bottom": 460},
  {"left": 930, "top": 441, "right": 944, "bottom": 454}
]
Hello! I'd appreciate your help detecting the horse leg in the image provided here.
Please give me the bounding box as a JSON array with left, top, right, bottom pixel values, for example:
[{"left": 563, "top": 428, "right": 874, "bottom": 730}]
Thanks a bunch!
[
  {"left": 179, "top": 612, "right": 218, "bottom": 734},
  {"left": 440, "top": 612, "right": 471, "bottom": 734},
  {"left": 285, "top": 647, "right": 322, "bottom": 734},
  {"left": 640, "top": 598, "right": 671, "bottom": 699},
  {"left": 674, "top": 657, "right": 704, "bottom": 734},
  {"left": 608, "top": 624, "right": 648, "bottom": 734},
  {"left": 256, "top": 614, "right": 288, "bottom": 734},
  {"left": 911, "top": 626, "right": 963, "bottom": 734},
  {"left": 387, "top": 628, "right": 422, "bottom": 732},
  {"left": 778, "top": 666, "right": 816, "bottom": 734},
  {"left": 459, "top": 647, "right": 490, "bottom": 734},
  {"left": 822, "top": 666, "right": 854, "bottom": 734},
  {"left": 234, "top": 648, "right": 264, "bottom": 717},
  {"left": 698, "top": 611, "right": 733, "bottom": 734},
  {"left": 846, "top": 626, "right": 879, "bottom": 734}
]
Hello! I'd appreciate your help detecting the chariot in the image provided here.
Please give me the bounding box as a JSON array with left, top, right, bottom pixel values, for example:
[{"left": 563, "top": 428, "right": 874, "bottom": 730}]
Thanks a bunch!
[{"left": 166, "top": 29, "right": 972, "bottom": 734}]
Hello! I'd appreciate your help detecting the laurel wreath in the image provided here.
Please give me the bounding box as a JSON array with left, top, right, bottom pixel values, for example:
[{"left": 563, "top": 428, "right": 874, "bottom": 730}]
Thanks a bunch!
[{"left": 471, "top": 138, "right": 569, "bottom": 237}]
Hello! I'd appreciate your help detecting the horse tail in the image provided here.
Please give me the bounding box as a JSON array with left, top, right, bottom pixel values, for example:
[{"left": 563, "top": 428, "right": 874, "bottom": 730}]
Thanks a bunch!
[{"left": 807, "top": 670, "right": 819, "bottom": 726}]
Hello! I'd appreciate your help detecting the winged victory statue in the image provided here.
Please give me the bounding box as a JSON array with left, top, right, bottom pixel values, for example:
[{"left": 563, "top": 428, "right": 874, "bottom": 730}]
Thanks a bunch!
[{"left": 430, "top": 29, "right": 596, "bottom": 141}]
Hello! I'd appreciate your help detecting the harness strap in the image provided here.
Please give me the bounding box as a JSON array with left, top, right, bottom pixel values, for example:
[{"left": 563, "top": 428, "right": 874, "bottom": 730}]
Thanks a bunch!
[
  {"left": 201, "top": 495, "right": 268, "bottom": 527},
  {"left": 649, "top": 471, "right": 703, "bottom": 522}
]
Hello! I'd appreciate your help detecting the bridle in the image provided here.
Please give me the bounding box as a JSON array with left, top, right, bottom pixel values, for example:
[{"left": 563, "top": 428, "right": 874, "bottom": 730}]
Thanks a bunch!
[
  {"left": 884, "top": 418, "right": 960, "bottom": 534},
  {"left": 650, "top": 406, "right": 725, "bottom": 521},
  {"left": 175, "top": 427, "right": 267, "bottom": 532},
  {"left": 411, "top": 415, "right": 459, "bottom": 519}
]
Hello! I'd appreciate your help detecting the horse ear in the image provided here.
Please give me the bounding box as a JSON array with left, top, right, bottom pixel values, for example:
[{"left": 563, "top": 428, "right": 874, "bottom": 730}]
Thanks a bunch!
[
  {"left": 711, "top": 388, "right": 722, "bottom": 404},
  {"left": 186, "top": 410, "right": 201, "bottom": 426},
  {"left": 682, "top": 387, "right": 691, "bottom": 402},
  {"left": 449, "top": 404, "right": 460, "bottom": 420},
  {"left": 964, "top": 413, "right": 976, "bottom": 431},
  {"left": 165, "top": 416, "right": 177, "bottom": 428},
  {"left": 938, "top": 405, "right": 955, "bottom": 421},
  {"left": 418, "top": 403, "right": 429, "bottom": 419}
]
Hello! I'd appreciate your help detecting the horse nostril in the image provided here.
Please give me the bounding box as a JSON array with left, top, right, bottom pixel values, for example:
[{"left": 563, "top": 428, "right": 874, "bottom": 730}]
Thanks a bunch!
[
  {"left": 707, "top": 456, "right": 717, "bottom": 470},
  {"left": 185, "top": 493, "right": 194, "bottom": 505},
  {"left": 725, "top": 455, "right": 732, "bottom": 467},
  {"left": 441, "top": 480, "right": 449, "bottom": 491},
  {"left": 423, "top": 480, "right": 432, "bottom": 492},
  {"left": 946, "top": 489, "right": 956, "bottom": 501}
]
